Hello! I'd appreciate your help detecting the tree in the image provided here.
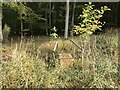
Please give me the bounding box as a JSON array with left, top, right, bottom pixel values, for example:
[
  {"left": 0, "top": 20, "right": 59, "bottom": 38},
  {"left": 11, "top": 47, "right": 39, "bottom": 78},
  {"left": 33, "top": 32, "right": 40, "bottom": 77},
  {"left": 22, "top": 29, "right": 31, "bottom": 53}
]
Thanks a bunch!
[
  {"left": 45, "top": 9, "right": 48, "bottom": 35},
  {"left": 115, "top": 2, "right": 118, "bottom": 26},
  {"left": 3, "top": 2, "right": 44, "bottom": 36},
  {"left": 3, "top": 2, "right": 29, "bottom": 37},
  {"left": 73, "top": 2, "right": 111, "bottom": 35},
  {"left": 0, "top": 3, "right": 2, "bottom": 44},
  {"left": 64, "top": 0, "right": 69, "bottom": 39},
  {"left": 49, "top": 1, "right": 52, "bottom": 34},
  {"left": 71, "top": 1, "right": 76, "bottom": 37},
  {"left": 0, "top": 20, "right": 2, "bottom": 44}
]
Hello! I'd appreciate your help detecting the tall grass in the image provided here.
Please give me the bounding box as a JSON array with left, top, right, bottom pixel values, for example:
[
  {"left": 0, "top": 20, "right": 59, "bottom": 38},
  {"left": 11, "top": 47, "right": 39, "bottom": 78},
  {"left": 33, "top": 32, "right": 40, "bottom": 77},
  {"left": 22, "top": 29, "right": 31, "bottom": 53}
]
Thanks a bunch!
[{"left": 2, "top": 33, "right": 119, "bottom": 88}]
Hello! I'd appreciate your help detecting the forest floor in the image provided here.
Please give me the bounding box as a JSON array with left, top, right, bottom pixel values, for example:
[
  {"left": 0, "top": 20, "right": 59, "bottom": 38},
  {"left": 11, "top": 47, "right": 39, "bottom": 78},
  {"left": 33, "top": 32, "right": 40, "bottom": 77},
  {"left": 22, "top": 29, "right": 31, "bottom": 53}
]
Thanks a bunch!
[{"left": 1, "top": 33, "right": 119, "bottom": 88}]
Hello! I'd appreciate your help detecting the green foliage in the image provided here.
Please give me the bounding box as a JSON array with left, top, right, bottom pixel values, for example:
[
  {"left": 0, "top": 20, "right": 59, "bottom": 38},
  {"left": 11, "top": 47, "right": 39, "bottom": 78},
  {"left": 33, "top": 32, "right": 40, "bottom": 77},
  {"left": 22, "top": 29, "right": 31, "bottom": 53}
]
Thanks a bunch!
[
  {"left": 2, "top": 2, "right": 119, "bottom": 35},
  {"left": 3, "top": 2, "right": 44, "bottom": 24},
  {"left": 73, "top": 2, "right": 111, "bottom": 35},
  {"left": 50, "top": 26, "right": 58, "bottom": 40}
]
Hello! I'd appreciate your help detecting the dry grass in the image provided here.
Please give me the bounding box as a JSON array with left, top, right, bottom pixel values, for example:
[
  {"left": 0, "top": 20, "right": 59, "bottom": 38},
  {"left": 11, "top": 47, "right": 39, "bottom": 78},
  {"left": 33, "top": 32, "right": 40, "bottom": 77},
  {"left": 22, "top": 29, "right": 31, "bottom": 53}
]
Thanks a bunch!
[{"left": 1, "top": 31, "right": 119, "bottom": 88}]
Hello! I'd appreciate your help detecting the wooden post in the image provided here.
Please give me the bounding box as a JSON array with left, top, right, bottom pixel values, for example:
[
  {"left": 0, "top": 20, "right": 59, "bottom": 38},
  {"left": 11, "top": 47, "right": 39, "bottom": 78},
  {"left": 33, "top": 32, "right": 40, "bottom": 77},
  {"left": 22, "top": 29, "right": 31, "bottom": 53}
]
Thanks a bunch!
[
  {"left": 52, "top": 41, "right": 58, "bottom": 67},
  {"left": 52, "top": 41, "right": 58, "bottom": 59}
]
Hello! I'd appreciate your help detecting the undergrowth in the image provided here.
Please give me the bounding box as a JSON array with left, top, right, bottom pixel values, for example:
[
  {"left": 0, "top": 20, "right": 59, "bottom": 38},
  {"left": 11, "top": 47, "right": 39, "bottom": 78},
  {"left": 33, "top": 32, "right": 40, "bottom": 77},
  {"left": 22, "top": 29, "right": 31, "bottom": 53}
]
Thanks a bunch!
[{"left": 1, "top": 33, "right": 119, "bottom": 88}]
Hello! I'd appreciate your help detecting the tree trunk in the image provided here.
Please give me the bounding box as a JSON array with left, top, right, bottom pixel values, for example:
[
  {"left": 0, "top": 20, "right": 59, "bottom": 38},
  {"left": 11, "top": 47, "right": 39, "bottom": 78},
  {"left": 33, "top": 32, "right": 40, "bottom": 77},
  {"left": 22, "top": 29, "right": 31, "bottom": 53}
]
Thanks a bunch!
[
  {"left": 52, "top": 3, "right": 56, "bottom": 25},
  {"left": 64, "top": 0, "right": 69, "bottom": 39},
  {"left": 45, "top": 11, "right": 48, "bottom": 35},
  {"left": 115, "top": 2, "right": 118, "bottom": 26},
  {"left": 0, "top": 11, "right": 2, "bottom": 44},
  {"left": 49, "top": 2, "right": 52, "bottom": 34},
  {"left": 30, "top": 23, "right": 33, "bottom": 36},
  {"left": 0, "top": 22, "right": 2, "bottom": 44},
  {"left": 0, "top": 4, "right": 2, "bottom": 89},
  {"left": 71, "top": 2, "right": 76, "bottom": 37},
  {"left": 0, "top": 27, "right": 2, "bottom": 90},
  {"left": 20, "top": 19, "right": 23, "bottom": 37}
]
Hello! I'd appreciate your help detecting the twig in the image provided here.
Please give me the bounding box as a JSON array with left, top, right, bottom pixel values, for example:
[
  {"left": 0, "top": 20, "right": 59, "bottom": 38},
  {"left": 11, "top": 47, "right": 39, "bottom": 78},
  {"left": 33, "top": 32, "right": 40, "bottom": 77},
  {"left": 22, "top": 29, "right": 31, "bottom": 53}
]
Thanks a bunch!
[{"left": 68, "top": 38, "right": 82, "bottom": 50}]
